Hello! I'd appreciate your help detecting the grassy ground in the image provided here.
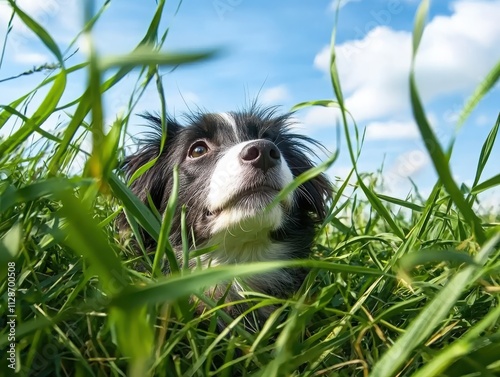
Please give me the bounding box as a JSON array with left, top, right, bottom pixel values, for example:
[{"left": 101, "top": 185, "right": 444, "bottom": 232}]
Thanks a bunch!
[{"left": 1, "top": 0, "right": 499, "bottom": 376}]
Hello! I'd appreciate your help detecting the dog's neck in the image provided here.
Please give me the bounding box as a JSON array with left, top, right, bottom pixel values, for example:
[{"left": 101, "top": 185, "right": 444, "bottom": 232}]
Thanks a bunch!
[
  {"left": 199, "top": 219, "right": 288, "bottom": 266},
  {"left": 202, "top": 226, "right": 288, "bottom": 267},
  {"left": 200, "top": 206, "right": 289, "bottom": 265}
]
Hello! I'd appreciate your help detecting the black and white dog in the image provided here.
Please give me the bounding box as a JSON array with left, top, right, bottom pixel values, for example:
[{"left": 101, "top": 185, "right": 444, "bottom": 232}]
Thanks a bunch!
[{"left": 119, "top": 106, "right": 332, "bottom": 323}]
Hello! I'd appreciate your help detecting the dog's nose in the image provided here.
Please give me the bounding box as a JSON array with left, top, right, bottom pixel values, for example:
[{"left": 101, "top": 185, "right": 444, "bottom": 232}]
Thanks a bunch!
[{"left": 240, "top": 140, "right": 281, "bottom": 173}]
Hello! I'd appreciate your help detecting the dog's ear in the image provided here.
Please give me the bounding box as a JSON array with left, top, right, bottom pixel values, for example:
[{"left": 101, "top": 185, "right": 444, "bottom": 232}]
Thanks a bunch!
[
  {"left": 282, "top": 134, "right": 333, "bottom": 222},
  {"left": 117, "top": 113, "right": 182, "bottom": 233}
]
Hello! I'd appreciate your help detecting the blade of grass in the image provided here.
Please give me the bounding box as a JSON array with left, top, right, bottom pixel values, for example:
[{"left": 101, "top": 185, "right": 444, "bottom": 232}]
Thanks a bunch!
[
  {"left": 0, "top": 71, "right": 67, "bottom": 156},
  {"left": 152, "top": 166, "right": 180, "bottom": 276},
  {"left": 457, "top": 63, "right": 500, "bottom": 129},
  {"left": 109, "top": 173, "right": 161, "bottom": 241},
  {"left": 57, "top": 190, "right": 125, "bottom": 296},
  {"left": 7, "top": 0, "right": 64, "bottom": 65},
  {"left": 325, "top": 2, "right": 405, "bottom": 241},
  {"left": 408, "top": 0, "right": 486, "bottom": 244},
  {"left": 471, "top": 113, "right": 500, "bottom": 188},
  {"left": 112, "top": 259, "right": 388, "bottom": 309},
  {"left": 0, "top": 177, "right": 93, "bottom": 213},
  {"left": 411, "top": 303, "right": 500, "bottom": 377},
  {"left": 370, "top": 233, "right": 500, "bottom": 377},
  {"left": 99, "top": 47, "right": 219, "bottom": 71},
  {"left": 267, "top": 149, "right": 338, "bottom": 211},
  {"left": 0, "top": 63, "right": 87, "bottom": 131},
  {"left": 471, "top": 173, "right": 500, "bottom": 195}
]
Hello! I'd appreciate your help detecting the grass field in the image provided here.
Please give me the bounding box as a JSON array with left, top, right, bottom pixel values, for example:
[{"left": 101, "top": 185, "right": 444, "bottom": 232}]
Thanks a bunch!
[{"left": 1, "top": 0, "right": 499, "bottom": 376}]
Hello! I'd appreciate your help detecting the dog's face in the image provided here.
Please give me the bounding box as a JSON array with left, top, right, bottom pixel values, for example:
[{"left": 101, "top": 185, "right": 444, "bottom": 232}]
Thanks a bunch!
[{"left": 120, "top": 107, "right": 332, "bottom": 265}]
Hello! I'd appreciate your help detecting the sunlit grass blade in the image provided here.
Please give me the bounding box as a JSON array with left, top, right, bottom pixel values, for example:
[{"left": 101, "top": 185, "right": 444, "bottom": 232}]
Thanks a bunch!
[
  {"left": 408, "top": 0, "right": 486, "bottom": 244},
  {"left": 371, "top": 233, "right": 500, "bottom": 377},
  {"left": 290, "top": 99, "right": 340, "bottom": 112},
  {"left": 411, "top": 303, "right": 500, "bottom": 377},
  {"left": 139, "top": 0, "right": 166, "bottom": 45},
  {"left": 0, "top": 177, "right": 93, "bottom": 213},
  {"left": 109, "top": 174, "right": 161, "bottom": 241},
  {"left": 153, "top": 166, "right": 180, "bottom": 276},
  {"left": 7, "top": 0, "right": 64, "bottom": 65},
  {"left": 457, "top": 61, "right": 500, "bottom": 129},
  {"left": 267, "top": 150, "right": 338, "bottom": 211},
  {"left": 398, "top": 249, "right": 478, "bottom": 273},
  {"left": 112, "top": 259, "right": 388, "bottom": 309},
  {"left": 411, "top": 0, "right": 430, "bottom": 55},
  {"left": 57, "top": 190, "right": 125, "bottom": 296},
  {"left": 100, "top": 47, "right": 219, "bottom": 71},
  {"left": 0, "top": 62, "right": 87, "bottom": 130},
  {"left": 471, "top": 112, "right": 500, "bottom": 188},
  {"left": 0, "top": 71, "right": 66, "bottom": 156},
  {"left": 377, "top": 193, "right": 425, "bottom": 212},
  {"left": 111, "top": 262, "right": 288, "bottom": 308},
  {"left": 83, "top": 11, "right": 107, "bottom": 186},
  {"left": 325, "top": 4, "right": 405, "bottom": 242},
  {"left": 357, "top": 178, "right": 406, "bottom": 240},
  {"left": 471, "top": 173, "right": 500, "bottom": 195},
  {"left": 0, "top": 223, "right": 21, "bottom": 280},
  {"left": 109, "top": 305, "right": 154, "bottom": 377}
]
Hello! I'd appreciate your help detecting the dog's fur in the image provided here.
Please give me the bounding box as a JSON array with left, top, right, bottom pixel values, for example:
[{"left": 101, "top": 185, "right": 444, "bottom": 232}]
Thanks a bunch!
[{"left": 118, "top": 106, "right": 332, "bottom": 326}]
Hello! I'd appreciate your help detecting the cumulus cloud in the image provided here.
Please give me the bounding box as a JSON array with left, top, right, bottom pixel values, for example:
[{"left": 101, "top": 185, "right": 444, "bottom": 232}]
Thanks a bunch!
[
  {"left": 315, "top": 0, "right": 500, "bottom": 123},
  {"left": 301, "top": 106, "right": 340, "bottom": 130},
  {"left": 365, "top": 119, "right": 420, "bottom": 140},
  {"left": 260, "top": 85, "right": 291, "bottom": 104}
]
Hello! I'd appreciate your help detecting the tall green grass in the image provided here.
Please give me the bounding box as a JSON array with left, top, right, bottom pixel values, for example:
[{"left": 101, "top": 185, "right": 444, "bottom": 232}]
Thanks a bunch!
[{"left": 1, "top": 0, "right": 499, "bottom": 376}]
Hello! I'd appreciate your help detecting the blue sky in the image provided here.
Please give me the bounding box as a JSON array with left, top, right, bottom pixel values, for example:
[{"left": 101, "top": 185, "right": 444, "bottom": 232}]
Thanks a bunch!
[{"left": 0, "top": 0, "right": 499, "bottom": 210}]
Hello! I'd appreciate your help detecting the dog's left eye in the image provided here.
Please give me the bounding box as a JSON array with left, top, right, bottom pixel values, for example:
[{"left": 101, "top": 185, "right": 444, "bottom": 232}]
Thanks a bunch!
[{"left": 189, "top": 142, "right": 209, "bottom": 158}]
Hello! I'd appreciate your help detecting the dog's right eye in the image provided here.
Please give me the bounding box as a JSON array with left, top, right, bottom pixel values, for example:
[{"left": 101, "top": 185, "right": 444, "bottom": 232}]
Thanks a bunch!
[{"left": 188, "top": 141, "right": 209, "bottom": 158}]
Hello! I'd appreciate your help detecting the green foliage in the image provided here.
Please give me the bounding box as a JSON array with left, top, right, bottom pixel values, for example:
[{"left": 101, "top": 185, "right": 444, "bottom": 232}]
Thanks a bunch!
[{"left": 0, "top": 1, "right": 499, "bottom": 376}]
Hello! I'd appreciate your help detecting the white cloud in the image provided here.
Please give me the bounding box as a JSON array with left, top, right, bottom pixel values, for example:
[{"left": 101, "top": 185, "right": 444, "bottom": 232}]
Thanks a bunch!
[
  {"left": 261, "top": 85, "right": 290, "bottom": 104},
  {"left": 365, "top": 119, "right": 420, "bottom": 140},
  {"left": 301, "top": 106, "right": 340, "bottom": 130},
  {"left": 382, "top": 149, "right": 430, "bottom": 196},
  {"left": 13, "top": 52, "right": 50, "bottom": 64},
  {"left": 0, "top": 0, "right": 80, "bottom": 66},
  {"left": 314, "top": 0, "right": 500, "bottom": 122},
  {"left": 313, "top": 46, "right": 330, "bottom": 73},
  {"left": 0, "top": 0, "right": 77, "bottom": 35}
]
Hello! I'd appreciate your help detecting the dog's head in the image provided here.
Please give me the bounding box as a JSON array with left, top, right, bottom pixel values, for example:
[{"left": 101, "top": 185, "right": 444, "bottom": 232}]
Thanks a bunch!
[{"left": 119, "top": 107, "right": 332, "bottom": 263}]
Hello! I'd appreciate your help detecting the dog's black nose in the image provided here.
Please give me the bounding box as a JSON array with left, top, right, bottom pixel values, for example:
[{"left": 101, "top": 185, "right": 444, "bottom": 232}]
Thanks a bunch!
[{"left": 240, "top": 140, "right": 281, "bottom": 173}]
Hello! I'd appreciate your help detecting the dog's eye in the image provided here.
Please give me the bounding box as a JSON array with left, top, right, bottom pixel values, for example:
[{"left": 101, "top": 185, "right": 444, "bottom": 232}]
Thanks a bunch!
[{"left": 189, "top": 142, "right": 209, "bottom": 158}]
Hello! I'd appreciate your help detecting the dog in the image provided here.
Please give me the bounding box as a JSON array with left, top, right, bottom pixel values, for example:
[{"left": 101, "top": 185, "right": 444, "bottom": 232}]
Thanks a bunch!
[{"left": 118, "top": 106, "right": 332, "bottom": 327}]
